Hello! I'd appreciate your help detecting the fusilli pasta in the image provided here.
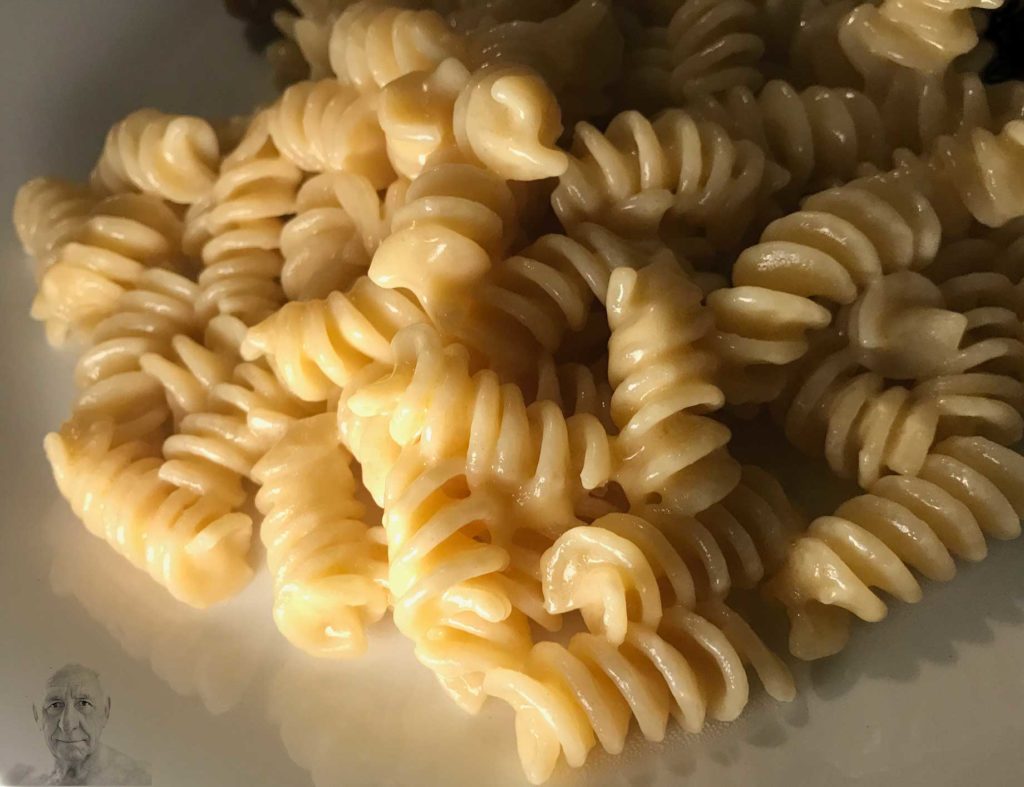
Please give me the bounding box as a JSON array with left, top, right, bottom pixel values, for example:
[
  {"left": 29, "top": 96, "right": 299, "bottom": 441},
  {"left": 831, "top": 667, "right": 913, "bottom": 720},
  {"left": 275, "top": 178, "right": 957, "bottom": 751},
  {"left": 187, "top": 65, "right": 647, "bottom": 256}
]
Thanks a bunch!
[
  {"left": 252, "top": 413, "right": 388, "bottom": 657},
  {"left": 767, "top": 436, "right": 1024, "bottom": 659},
  {"left": 91, "top": 109, "right": 221, "bottom": 205}
]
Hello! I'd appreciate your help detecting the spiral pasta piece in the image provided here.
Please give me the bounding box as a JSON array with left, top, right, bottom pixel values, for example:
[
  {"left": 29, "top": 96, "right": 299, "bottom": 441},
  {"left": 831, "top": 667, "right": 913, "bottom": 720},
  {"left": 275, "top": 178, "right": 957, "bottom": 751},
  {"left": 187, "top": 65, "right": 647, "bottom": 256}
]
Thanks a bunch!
[
  {"left": 270, "top": 0, "right": 350, "bottom": 80},
  {"left": 158, "top": 360, "right": 315, "bottom": 509},
  {"left": 342, "top": 324, "right": 615, "bottom": 525},
  {"left": 138, "top": 314, "right": 245, "bottom": 423},
  {"left": 777, "top": 344, "right": 942, "bottom": 487},
  {"left": 378, "top": 58, "right": 568, "bottom": 181},
  {"left": 767, "top": 436, "right": 1024, "bottom": 660},
  {"left": 760, "top": 0, "right": 861, "bottom": 88},
  {"left": 192, "top": 111, "right": 302, "bottom": 328},
  {"left": 895, "top": 119, "right": 1024, "bottom": 231},
  {"left": 490, "top": 514, "right": 794, "bottom": 783},
  {"left": 45, "top": 420, "right": 254, "bottom": 608},
  {"left": 477, "top": 223, "right": 661, "bottom": 353},
  {"left": 90, "top": 109, "right": 221, "bottom": 205},
  {"left": 664, "top": 0, "right": 765, "bottom": 100},
  {"left": 328, "top": 1, "right": 467, "bottom": 93},
  {"left": 369, "top": 160, "right": 520, "bottom": 323},
  {"left": 841, "top": 0, "right": 1001, "bottom": 75},
  {"left": 13, "top": 177, "right": 98, "bottom": 268},
  {"left": 552, "top": 109, "right": 789, "bottom": 245},
  {"left": 31, "top": 193, "right": 183, "bottom": 346},
  {"left": 706, "top": 170, "right": 942, "bottom": 403},
  {"left": 252, "top": 413, "right": 388, "bottom": 658},
  {"left": 687, "top": 80, "right": 890, "bottom": 198},
  {"left": 607, "top": 259, "right": 740, "bottom": 515},
  {"left": 268, "top": 78, "right": 392, "bottom": 186},
  {"left": 468, "top": 0, "right": 624, "bottom": 121},
  {"left": 383, "top": 444, "right": 534, "bottom": 712},
  {"left": 279, "top": 173, "right": 389, "bottom": 301}
]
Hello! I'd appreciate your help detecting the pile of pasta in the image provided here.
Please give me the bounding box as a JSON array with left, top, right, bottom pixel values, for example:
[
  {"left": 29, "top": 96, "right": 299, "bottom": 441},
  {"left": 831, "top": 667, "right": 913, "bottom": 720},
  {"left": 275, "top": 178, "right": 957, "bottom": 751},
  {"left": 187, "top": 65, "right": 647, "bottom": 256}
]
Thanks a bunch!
[{"left": 14, "top": 0, "right": 1024, "bottom": 781}]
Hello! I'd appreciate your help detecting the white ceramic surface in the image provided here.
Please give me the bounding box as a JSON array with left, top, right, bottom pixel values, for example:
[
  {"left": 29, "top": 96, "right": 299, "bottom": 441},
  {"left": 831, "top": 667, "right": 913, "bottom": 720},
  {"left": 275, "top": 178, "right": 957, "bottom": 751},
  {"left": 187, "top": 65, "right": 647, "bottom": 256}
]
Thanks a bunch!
[{"left": 1, "top": 3, "right": 1023, "bottom": 786}]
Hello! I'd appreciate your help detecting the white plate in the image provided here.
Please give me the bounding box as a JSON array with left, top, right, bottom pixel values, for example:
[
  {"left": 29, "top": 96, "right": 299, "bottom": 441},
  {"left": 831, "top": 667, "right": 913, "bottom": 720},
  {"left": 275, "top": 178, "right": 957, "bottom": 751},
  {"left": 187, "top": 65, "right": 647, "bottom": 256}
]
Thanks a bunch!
[{"left": 2, "top": 3, "right": 1023, "bottom": 785}]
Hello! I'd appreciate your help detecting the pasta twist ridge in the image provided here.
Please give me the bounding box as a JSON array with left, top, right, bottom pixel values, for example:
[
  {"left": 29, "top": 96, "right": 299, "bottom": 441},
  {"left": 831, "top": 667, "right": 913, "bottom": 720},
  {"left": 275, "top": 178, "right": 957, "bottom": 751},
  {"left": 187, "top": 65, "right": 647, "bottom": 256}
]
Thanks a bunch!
[
  {"left": 607, "top": 259, "right": 740, "bottom": 515},
  {"left": 382, "top": 444, "right": 534, "bottom": 713},
  {"left": 90, "top": 109, "right": 221, "bottom": 205},
  {"left": 328, "top": 1, "right": 467, "bottom": 94},
  {"left": 45, "top": 420, "right": 254, "bottom": 608},
  {"left": 193, "top": 112, "right": 302, "bottom": 328},
  {"left": 841, "top": 0, "right": 1001, "bottom": 75},
  {"left": 488, "top": 513, "right": 794, "bottom": 783},
  {"left": 687, "top": 80, "right": 890, "bottom": 199},
  {"left": 268, "top": 78, "right": 392, "bottom": 186},
  {"left": 370, "top": 161, "right": 520, "bottom": 321},
  {"left": 31, "top": 193, "right": 183, "bottom": 346},
  {"left": 767, "top": 436, "right": 1024, "bottom": 660},
  {"left": 241, "top": 275, "right": 431, "bottom": 402},
  {"left": 252, "top": 413, "right": 389, "bottom": 658},
  {"left": 342, "top": 324, "right": 615, "bottom": 526},
  {"left": 706, "top": 170, "right": 942, "bottom": 403},
  {"left": 158, "top": 360, "right": 315, "bottom": 509},
  {"left": 467, "top": 0, "right": 624, "bottom": 121},
  {"left": 552, "top": 109, "right": 789, "bottom": 246},
  {"left": 477, "top": 223, "right": 660, "bottom": 353},
  {"left": 13, "top": 177, "right": 98, "bottom": 268}
]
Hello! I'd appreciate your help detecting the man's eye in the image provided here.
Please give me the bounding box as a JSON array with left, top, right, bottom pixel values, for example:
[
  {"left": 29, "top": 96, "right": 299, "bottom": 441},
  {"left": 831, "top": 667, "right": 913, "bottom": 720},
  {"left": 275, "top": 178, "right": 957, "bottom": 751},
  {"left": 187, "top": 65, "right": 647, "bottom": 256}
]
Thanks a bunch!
[
  {"left": 47, "top": 701, "right": 64, "bottom": 711},
  {"left": 76, "top": 700, "right": 92, "bottom": 709}
]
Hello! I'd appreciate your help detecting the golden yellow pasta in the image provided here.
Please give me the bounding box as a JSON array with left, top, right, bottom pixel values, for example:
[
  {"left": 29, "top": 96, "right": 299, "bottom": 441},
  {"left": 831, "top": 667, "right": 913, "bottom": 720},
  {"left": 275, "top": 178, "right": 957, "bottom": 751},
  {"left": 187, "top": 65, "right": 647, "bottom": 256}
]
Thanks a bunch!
[
  {"left": 552, "top": 108, "right": 789, "bottom": 245},
  {"left": 841, "top": 0, "right": 999, "bottom": 75},
  {"left": 90, "top": 109, "right": 221, "bottom": 205},
  {"left": 267, "top": 78, "right": 393, "bottom": 186},
  {"left": 45, "top": 420, "right": 254, "bottom": 608},
  {"left": 31, "top": 193, "right": 183, "bottom": 347},
  {"left": 252, "top": 413, "right": 388, "bottom": 658},
  {"left": 706, "top": 169, "right": 942, "bottom": 403},
  {"left": 13, "top": 177, "right": 97, "bottom": 272},
  {"left": 767, "top": 436, "right": 1024, "bottom": 660},
  {"left": 607, "top": 259, "right": 740, "bottom": 515}
]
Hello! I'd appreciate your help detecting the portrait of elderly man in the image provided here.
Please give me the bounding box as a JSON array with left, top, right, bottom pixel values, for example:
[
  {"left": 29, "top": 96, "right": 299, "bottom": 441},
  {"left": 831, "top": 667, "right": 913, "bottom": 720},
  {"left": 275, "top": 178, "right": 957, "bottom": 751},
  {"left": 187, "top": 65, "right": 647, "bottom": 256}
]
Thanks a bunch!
[{"left": 4, "top": 663, "right": 151, "bottom": 786}]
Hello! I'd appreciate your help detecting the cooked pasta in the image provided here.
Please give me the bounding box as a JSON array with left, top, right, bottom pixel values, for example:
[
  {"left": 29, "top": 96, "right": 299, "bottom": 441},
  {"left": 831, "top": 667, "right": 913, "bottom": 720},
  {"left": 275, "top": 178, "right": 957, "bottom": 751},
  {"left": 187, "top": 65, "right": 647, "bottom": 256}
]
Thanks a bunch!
[
  {"left": 270, "top": 0, "right": 349, "bottom": 80},
  {"left": 45, "top": 420, "right": 254, "bottom": 608},
  {"left": 90, "top": 109, "right": 221, "bottom": 205},
  {"left": 241, "top": 276, "right": 430, "bottom": 402},
  {"left": 706, "top": 170, "right": 942, "bottom": 403},
  {"left": 777, "top": 343, "right": 942, "bottom": 486},
  {"left": 686, "top": 80, "right": 890, "bottom": 199},
  {"left": 476, "top": 223, "right": 662, "bottom": 353},
  {"left": 139, "top": 315, "right": 245, "bottom": 422},
  {"left": 159, "top": 359, "right": 314, "bottom": 508},
  {"left": 767, "top": 436, "right": 1024, "bottom": 660},
  {"left": 607, "top": 260, "right": 740, "bottom": 515},
  {"left": 489, "top": 515, "right": 794, "bottom": 783},
  {"left": 13, "top": 177, "right": 97, "bottom": 270},
  {"left": 279, "top": 173, "right": 374, "bottom": 301},
  {"left": 31, "top": 193, "right": 183, "bottom": 346},
  {"left": 328, "top": 1, "right": 467, "bottom": 94},
  {"left": 841, "top": 0, "right": 1000, "bottom": 75},
  {"left": 252, "top": 413, "right": 388, "bottom": 657},
  {"left": 342, "top": 324, "right": 614, "bottom": 527},
  {"left": 192, "top": 111, "right": 301, "bottom": 328},
  {"left": 467, "top": 0, "right": 623, "bottom": 121},
  {"left": 552, "top": 109, "right": 789, "bottom": 246},
  {"left": 23, "top": 1, "right": 1024, "bottom": 780},
  {"left": 267, "top": 78, "right": 393, "bottom": 186},
  {"left": 383, "top": 444, "right": 534, "bottom": 712},
  {"left": 371, "top": 161, "right": 518, "bottom": 295}
]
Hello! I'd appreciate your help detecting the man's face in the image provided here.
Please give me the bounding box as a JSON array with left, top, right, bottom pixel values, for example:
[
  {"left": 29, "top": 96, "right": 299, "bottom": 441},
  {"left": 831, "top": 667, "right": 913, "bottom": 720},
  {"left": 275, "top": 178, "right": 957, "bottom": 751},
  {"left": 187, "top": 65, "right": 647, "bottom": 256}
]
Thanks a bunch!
[{"left": 35, "top": 668, "right": 109, "bottom": 764}]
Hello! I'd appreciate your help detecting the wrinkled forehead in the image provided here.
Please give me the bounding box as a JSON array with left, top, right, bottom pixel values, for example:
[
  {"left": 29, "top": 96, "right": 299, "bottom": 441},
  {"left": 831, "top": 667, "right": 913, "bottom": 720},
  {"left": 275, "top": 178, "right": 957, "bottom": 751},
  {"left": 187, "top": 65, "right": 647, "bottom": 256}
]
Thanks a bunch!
[{"left": 43, "top": 667, "right": 104, "bottom": 702}]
